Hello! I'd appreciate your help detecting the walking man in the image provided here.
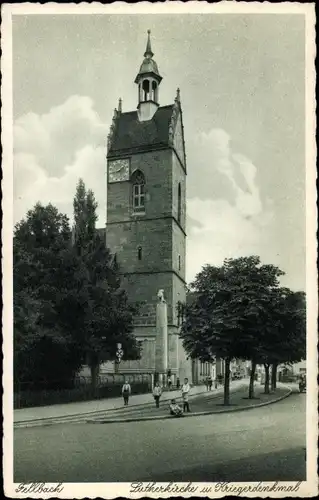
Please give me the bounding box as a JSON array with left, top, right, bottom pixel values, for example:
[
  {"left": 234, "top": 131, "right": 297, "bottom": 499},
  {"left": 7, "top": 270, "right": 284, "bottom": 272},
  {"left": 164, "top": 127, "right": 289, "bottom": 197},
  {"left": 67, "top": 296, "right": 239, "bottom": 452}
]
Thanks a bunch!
[
  {"left": 181, "top": 377, "right": 191, "bottom": 412},
  {"left": 122, "top": 380, "right": 131, "bottom": 406},
  {"left": 153, "top": 381, "right": 162, "bottom": 408}
]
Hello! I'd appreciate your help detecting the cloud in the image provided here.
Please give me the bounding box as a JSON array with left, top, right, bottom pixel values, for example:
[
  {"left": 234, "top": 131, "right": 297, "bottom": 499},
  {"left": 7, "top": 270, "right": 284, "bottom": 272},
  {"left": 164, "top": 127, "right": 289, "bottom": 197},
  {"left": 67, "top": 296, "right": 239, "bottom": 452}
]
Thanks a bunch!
[
  {"left": 14, "top": 96, "right": 107, "bottom": 224},
  {"left": 186, "top": 128, "right": 273, "bottom": 282}
]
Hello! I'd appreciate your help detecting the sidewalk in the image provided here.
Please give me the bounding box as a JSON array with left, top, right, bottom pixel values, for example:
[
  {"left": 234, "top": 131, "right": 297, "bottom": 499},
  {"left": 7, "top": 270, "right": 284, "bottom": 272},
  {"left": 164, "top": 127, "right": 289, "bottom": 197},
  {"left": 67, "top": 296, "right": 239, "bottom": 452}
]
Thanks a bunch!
[
  {"left": 14, "top": 380, "right": 247, "bottom": 425},
  {"left": 14, "top": 383, "right": 207, "bottom": 423},
  {"left": 88, "top": 383, "right": 291, "bottom": 423}
]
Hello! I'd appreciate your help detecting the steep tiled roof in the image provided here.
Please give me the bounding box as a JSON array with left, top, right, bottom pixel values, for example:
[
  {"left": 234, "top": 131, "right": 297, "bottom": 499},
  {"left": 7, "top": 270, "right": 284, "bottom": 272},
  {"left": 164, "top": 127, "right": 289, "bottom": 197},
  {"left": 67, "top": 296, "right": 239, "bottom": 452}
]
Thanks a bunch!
[{"left": 108, "top": 105, "right": 174, "bottom": 156}]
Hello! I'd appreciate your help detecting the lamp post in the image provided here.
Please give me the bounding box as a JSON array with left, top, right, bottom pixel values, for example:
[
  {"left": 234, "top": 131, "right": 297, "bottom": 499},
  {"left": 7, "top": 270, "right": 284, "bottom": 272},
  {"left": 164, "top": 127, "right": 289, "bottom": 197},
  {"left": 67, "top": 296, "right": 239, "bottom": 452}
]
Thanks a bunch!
[{"left": 115, "top": 342, "right": 124, "bottom": 373}]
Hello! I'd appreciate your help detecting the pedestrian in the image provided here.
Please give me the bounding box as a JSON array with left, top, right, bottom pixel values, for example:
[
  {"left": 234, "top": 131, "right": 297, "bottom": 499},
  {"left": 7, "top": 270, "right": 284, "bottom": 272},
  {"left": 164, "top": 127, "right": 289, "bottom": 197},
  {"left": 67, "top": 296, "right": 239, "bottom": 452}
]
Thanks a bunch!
[
  {"left": 181, "top": 377, "right": 190, "bottom": 412},
  {"left": 167, "top": 375, "right": 172, "bottom": 390},
  {"left": 208, "top": 376, "right": 213, "bottom": 391},
  {"left": 122, "top": 380, "right": 131, "bottom": 406},
  {"left": 153, "top": 381, "right": 162, "bottom": 408},
  {"left": 205, "top": 377, "right": 209, "bottom": 391},
  {"left": 176, "top": 377, "right": 180, "bottom": 390},
  {"left": 169, "top": 399, "right": 183, "bottom": 417},
  {"left": 214, "top": 377, "right": 218, "bottom": 389}
]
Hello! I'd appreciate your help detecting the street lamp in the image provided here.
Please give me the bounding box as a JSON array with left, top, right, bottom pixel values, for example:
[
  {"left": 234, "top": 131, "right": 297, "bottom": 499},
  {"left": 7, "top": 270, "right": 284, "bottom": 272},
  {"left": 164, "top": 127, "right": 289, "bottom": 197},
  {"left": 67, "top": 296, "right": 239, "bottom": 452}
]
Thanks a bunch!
[{"left": 115, "top": 343, "right": 124, "bottom": 373}]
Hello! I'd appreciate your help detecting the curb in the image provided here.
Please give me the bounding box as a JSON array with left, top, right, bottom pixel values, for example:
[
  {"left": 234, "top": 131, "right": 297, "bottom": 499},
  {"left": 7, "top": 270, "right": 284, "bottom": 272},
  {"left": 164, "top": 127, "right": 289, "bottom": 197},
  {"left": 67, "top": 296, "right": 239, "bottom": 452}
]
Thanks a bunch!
[
  {"left": 87, "top": 387, "right": 292, "bottom": 425},
  {"left": 14, "top": 383, "right": 247, "bottom": 429},
  {"left": 14, "top": 387, "right": 207, "bottom": 426}
]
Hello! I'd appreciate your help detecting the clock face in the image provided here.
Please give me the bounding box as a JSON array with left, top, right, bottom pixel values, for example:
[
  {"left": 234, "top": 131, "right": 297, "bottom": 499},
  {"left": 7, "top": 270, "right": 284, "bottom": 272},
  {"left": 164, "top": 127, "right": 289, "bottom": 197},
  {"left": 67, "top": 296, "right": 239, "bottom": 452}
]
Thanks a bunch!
[{"left": 108, "top": 159, "right": 130, "bottom": 183}]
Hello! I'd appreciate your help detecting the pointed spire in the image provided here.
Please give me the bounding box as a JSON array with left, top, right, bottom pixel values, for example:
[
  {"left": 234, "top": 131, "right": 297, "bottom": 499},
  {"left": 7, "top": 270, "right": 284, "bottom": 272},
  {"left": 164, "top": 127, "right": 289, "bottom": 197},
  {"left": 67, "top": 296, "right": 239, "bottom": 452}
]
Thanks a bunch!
[
  {"left": 144, "top": 29, "right": 154, "bottom": 58},
  {"left": 176, "top": 88, "right": 181, "bottom": 102},
  {"left": 118, "top": 98, "right": 122, "bottom": 113}
]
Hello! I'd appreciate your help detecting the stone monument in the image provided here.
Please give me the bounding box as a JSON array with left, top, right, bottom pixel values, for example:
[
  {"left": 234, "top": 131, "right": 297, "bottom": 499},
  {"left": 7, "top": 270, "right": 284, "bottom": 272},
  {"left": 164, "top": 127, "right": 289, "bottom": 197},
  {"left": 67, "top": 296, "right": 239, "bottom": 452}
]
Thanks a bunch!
[{"left": 155, "top": 289, "right": 168, "bottom": 386}]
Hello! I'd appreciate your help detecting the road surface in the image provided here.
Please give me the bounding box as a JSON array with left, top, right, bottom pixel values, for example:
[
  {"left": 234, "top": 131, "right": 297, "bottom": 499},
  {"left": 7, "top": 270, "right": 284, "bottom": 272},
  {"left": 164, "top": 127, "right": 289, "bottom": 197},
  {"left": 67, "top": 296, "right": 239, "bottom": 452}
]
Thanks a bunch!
[{"left": 14, "top": 391, "right": 306, "bottom": 483}]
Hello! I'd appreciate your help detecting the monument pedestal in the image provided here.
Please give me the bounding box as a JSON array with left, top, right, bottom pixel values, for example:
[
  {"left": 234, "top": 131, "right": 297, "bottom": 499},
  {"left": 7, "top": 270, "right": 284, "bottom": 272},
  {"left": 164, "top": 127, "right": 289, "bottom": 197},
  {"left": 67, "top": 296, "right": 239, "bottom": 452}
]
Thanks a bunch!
[{"left": 155, "top": 300, "right": 168, "bottom": 385}]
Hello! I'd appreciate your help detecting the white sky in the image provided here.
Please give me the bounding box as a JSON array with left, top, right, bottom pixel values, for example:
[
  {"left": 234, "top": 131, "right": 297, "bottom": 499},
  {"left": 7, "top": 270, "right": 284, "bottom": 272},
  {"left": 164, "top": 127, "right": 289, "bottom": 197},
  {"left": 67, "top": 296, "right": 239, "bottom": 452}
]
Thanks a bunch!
[{"left": 12, "top": 13, "right": 306, "bottom": 291}]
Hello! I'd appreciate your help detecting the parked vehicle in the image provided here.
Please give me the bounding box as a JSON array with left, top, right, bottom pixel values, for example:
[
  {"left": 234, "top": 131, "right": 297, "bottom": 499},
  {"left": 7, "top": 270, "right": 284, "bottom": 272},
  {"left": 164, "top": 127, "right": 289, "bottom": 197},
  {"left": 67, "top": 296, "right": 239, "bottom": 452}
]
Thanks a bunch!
[{"left": 299, "top": 377, "right": 306, "bottom": 393}]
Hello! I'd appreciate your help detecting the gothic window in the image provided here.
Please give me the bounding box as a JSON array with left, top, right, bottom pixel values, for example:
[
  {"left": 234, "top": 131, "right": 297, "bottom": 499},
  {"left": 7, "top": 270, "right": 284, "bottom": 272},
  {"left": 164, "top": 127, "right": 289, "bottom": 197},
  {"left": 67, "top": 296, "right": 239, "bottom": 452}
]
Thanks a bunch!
[
  {"left": 138, "top": 246, "right": 142, "bottom": 261},
  {"left": 178, "top": 254, "right": 181, "bottom": 270},
  {"left": 132, "top": 170, "right": 146, "bottom": 213},
  {"left": 142, "top": 79, "right": 150, "bottom": 101},
  {"left": 177, "top": 183, "right": 182, "bottom": 223}
]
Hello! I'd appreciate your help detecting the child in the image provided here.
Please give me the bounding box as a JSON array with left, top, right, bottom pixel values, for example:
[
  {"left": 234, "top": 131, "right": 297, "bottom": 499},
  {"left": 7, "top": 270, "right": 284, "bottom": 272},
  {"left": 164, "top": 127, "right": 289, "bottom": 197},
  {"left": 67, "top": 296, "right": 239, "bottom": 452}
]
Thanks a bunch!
[
  {"left": 121, "top": 380, "right": 131, "bottom": 406},
  {"left": 153, "top": 381, "right": 162, "bottom": 408},
  {"left": 181, "top": 377, "right": 191, "bottom": 412},
  {"left": 169, "top": 399, "right": 183, "bottom": 417}
]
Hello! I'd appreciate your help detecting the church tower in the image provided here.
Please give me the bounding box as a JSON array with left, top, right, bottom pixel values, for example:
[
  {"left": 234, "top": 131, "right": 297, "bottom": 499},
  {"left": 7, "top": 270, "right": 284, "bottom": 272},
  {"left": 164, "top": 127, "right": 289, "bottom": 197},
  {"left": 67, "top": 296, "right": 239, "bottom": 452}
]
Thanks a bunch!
[{"left": 105, "top": 31, "right": 192, "bottom": 382}]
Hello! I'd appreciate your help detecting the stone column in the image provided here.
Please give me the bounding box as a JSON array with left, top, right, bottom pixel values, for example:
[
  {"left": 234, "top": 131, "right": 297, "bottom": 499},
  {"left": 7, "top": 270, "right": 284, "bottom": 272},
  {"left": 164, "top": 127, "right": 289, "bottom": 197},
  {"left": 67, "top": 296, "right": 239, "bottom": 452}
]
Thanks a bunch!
[{"left": 155, "top": 290, "right": 168, "bottom": 385}]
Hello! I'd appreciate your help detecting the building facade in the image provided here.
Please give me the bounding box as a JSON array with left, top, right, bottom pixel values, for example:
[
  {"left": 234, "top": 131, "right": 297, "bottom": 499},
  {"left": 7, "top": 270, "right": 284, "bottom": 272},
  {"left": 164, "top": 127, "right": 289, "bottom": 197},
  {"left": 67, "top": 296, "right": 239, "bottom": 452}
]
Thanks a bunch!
[{"left": 101, "top": 31, "right": 193, "bottom": 383}]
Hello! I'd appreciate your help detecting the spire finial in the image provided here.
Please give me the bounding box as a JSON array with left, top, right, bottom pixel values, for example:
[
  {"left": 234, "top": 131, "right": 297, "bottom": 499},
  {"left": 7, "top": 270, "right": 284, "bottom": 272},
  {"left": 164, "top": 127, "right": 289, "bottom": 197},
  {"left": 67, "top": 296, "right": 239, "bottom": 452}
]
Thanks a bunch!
[
  {"left": 144, "top": 29, "right": 154, "bottom": 58},
  {"left": 118, "top": 97, "right": 122, "bottom": 113}
]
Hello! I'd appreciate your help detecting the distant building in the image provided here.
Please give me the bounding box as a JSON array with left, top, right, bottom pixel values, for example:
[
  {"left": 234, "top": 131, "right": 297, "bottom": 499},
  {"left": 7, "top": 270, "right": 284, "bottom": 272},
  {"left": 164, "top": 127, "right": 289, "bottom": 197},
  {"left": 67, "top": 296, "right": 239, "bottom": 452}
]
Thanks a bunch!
[{"left": 291, "top": 360, "right": 306, "bottom": 374}]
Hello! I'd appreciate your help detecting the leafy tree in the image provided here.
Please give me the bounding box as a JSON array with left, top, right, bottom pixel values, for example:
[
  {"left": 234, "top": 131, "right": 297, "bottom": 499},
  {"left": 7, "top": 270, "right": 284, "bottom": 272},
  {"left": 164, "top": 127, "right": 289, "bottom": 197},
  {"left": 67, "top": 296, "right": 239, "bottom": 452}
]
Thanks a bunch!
[
  {"left": 262, "top": 288, "right": 306, "bottom": 392},
  {"left": 72, "top": 179, "right": 140, "bottom": 389},
  {"left": 222, "top": 257, "right": 284, "bottom": 398},
  {"left": 14, "top": 203, "right": 85, "bottom": 388},
  {"left": 180, "top": 256, "right": 285, "bottom": 404}
]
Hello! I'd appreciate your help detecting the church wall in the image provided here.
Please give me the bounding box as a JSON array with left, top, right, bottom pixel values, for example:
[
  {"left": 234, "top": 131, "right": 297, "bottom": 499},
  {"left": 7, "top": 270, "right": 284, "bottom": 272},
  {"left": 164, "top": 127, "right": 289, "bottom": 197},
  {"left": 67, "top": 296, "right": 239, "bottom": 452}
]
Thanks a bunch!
[
  {"left": 172, "top": 273, "right": 187, "bottom": 325},
  {"left": 107, "top": 149, "right": 173, "bottom": 223},
  {"left": 172, "top": 222, "right": 186, "bottom": 285},
  {"left": 107, "top": 180, "right": 131, "bottom": 223},
  {"left": 124, "top": 272, "right": 174, "bottom": 324},
  {"left": 177, "top": 335, "right": 193, "bottom": 382},
  {"left": 119, "top": 337, "right": 156, "bottom": 372},
  {"left": 106, "top": 218, "right": 172, "bottom": 274},
  {"left": 130, "top": 149, "right": 173, "bottom": 219},
  {"left": 172, "top": 152, "right": 186, "bottom": 231}
]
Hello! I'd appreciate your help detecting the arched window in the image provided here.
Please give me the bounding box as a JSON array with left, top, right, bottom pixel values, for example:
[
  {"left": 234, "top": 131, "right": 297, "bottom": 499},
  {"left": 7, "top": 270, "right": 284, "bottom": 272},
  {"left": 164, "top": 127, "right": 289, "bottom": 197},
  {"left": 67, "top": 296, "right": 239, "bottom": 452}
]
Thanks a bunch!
[
  {"left": 142, "top": 79, "right": 150, "bottom": 101},
  {"left": 131, "top": 170, "right": 145, "bottom": 213},
  {"left": 177, "top": 183, "right": 182, "bottom": 223},
  {"left": 138, "top": 246, "right": 142, "bottom": 261},
  {"left": 151, "top": 81, "right": 157, "bottom": 101},
  {"left": 178, "top": 254, "right": 181, "bottom": 271}
]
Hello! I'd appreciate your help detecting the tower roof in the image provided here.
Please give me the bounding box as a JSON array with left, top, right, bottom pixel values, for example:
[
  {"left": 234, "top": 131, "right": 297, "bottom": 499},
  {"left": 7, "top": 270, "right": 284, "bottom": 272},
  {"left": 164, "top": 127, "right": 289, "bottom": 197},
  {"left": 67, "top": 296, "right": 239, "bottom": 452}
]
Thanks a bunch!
[
  {"left": 108, "top": 105, "right": 174, "bottom": 156},
  {"left": 144, "top": 29, "right": 153, "bottom": 58},
  {"left": 135, "top": 30, "right": 162, "bottom": 83}
]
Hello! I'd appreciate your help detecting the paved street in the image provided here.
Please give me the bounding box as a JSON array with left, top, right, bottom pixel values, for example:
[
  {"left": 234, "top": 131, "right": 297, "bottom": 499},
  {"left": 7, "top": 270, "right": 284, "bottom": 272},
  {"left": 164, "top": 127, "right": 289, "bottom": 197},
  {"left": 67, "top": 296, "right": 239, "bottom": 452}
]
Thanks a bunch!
[{"left": 14, "top": 390, "right": 305, "bottom": 483}]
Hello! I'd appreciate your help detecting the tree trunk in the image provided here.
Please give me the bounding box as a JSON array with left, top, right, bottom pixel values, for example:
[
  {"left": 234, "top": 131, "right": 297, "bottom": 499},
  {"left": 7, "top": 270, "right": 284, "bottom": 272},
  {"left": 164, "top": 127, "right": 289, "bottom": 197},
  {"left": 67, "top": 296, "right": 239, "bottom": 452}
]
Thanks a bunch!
[
  {"left": 223, "top": 358, "right": 231, "bottom": 405},
  {"left": 249, "top": 360, "right": 256, "bottom": 399},
  {"left": 264, "top": 364, "right": 270, "bottom": 394},
  {"left": 90, "top": 362, "right": 100, "bottom": 395},
  {"left": 271, "top": 363, "right": 278, "bottom": 391}
]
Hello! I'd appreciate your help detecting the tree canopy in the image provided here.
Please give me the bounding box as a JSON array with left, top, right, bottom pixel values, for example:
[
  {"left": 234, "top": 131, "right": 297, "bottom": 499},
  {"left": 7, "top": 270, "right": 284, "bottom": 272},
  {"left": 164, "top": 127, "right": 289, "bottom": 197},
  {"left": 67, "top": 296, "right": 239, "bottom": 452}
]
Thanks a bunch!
[
  {"left": 180, "top": 255, "right": 306, "bottom": 403},
  {"left": 14, "top": 182, "right": 140, "bottom": 390}
]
